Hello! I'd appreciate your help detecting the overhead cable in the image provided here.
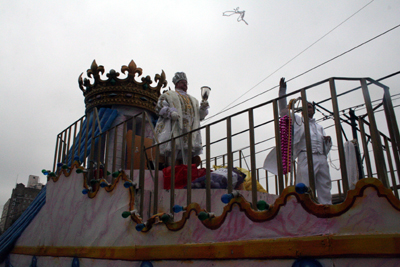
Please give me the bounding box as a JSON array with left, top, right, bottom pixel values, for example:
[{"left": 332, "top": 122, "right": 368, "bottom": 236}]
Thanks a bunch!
[
  {"left": 210, "top": 0, "right": 376, "bottom": 121},
  {"left": 204, "top": 22, "right": 400, "bottom": 123}
]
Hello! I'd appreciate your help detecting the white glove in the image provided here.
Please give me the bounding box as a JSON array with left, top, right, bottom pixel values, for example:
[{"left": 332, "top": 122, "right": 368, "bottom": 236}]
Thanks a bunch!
[
  {"left": 278, "top": 77, "right": 289, "bottom": 117},
  {"left": 200, "top": 100, "right": 209, "bottom": 109},
  {"left": 171, "top": 111, "right": 180, "bottom": 121},
  {"left": 279, "top": 77, "right": 287, "bottom": 97}
]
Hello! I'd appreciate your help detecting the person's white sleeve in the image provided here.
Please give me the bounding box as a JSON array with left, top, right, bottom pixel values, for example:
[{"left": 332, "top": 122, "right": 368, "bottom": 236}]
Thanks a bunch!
[
  {"left": 199, "top": 100, "right": 209, "bottom": 120},
  {"left": 157, "top": 99, "right": 178, "bottom": 119}
]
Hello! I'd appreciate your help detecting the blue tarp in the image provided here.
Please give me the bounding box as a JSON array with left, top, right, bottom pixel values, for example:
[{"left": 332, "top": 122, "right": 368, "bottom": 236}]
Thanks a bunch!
[
  {"left": 0, "top": 186, "right": 47, "bottom": 263},
  {"left": 67, "top": 108, "right": 119, "bottom": 166}
]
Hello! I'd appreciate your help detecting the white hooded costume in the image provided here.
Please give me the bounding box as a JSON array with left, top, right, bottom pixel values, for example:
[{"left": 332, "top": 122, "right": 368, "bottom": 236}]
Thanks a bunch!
[{"left": 263, "top": 79, "right": 332, "bottom": 205}]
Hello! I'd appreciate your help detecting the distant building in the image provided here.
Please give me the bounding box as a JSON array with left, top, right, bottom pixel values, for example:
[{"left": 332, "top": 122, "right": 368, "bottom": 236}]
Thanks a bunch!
[
  {"left": 0, "top": 199, "right": 10, "bottom": 234},
  {"left": 27, "top": 175, "right": 43, "bottom": 189},
  {"left": 0, "top": 176, "right": 44, "bottom": 233}
]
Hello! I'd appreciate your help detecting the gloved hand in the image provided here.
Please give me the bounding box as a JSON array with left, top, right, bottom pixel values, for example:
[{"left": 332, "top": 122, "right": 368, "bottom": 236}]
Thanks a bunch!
[
  {"left": 171, "top": 111, "right": 180, "bottom": 121},
  {"left": 200, "top": 100, "right": 209, "bottom": 109},
  {"left": 279, "top": 77, "right": 287, "bottom": 96},
  {"left": 324, "top": 136, "right": 332, "bottom": 143}
]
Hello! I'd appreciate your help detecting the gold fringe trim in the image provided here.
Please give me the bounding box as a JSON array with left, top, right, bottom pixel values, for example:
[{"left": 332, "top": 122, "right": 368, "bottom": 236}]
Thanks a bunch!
[{"left": 12, "top": 234, "right": 400, "bottom": 260}]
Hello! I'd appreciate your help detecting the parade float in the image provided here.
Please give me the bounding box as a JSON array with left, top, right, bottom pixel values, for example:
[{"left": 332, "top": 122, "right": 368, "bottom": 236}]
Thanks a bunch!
[{"left": 1, "top": 60, "right": 400, "bottom": 267}]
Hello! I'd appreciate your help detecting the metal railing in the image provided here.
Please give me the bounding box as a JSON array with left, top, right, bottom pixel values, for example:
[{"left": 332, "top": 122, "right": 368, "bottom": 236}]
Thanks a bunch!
[{"left": 53, "top": 76, "right": 400, "bottom": 218}]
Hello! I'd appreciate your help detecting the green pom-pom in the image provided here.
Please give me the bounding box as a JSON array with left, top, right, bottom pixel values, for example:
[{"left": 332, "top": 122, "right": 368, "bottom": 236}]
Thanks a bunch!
[
  {"left": 161, "top": 214, "right": 171, "bottom": 223},
  {"left": 198, "top": 211, "right": 209, "bottom": 221},
  {"left": 112, "top": 171, "right": 120, "bottom": 178},
  {"left": 257, "top": 200, "right": 270, "bottom": 211},
  {"left": 122, "top": 211, "right": 131, "bottom": 218}
]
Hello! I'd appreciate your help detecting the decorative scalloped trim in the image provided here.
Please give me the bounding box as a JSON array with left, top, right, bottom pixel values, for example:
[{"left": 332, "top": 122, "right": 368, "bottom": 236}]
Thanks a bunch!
[
  {"left": 48, "top": 163, "right": 140, "bottom": 223},
  {"left": 153, "top": 178, "right": 400, "bottom": 232},
  {"left": 48, "top": 167, "right": 400, "bottom": 232}
]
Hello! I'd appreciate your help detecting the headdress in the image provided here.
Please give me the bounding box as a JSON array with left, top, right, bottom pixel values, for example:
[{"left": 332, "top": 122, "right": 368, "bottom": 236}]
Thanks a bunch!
[{"left": 172, "top": 72, "right": 187, "bottom": 85}]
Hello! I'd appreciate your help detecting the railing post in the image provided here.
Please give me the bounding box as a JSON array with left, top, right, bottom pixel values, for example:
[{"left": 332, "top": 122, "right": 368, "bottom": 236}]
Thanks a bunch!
[
  {"left": 337, "top": 180, "right": 342, "bottom": 202},
  {"left": 66, "top": 126, "right": 72, "bottom": 164},
  {"left": 382, "top": 86, "right": 400, "bottom": 184},
  {"left": 96, "top": 134, "right": 102, "bottom": 180},
  {"left": 248, "top": 109, "right": 258, "bottom": 208},
  {"left": 170, "top": 137, "right": 176, "bottom": 215},
  {"left": 120, "top": 122, "right": 127, "bottom": 170},
  {"left": 384, "top": 137, "right": 399, "bottom": 199},
  {"left": 272, "top": 100, "right": 284, "bottom": 194},
  {"left": 77, "top": 117, "right": 84, "bottom": 164},
  {"left": 153, "top": 144, "right": 160, "bottom": 214},
  {"left": 61, "top": 130, "right": 67, "bottom": 165},
  {"left": 83, "top": 114, "right": 90, "bottom": 168},
  {"left": 349, "top": 109, "right": 365, "bottom": 179},
  {"left": 300, "top": 89, "right": 316, "bottom": 196},
  {"left": 329, "top": 78, "right": 349, "bottom": 193},
  {"left": 187, "top": 132, "right": 193, "bottom": 206},
  {"left": 53, "top": 135, "right": 61, "bottom": 172},
  {"left": 360, "top": 79, "right": 388, "bottom": 186},
  {"left": 129, "top": 116, "right": 136, "bottom": 180},
  {"left": 88, "top": 112, "right": 96, "bottom": 182},
  {"left": 293, "top": 163, "right": 297, "bottom": 184},
  {"left": 239, "top": 150, "right": 243, "bottom": 169},
  {"left": 206, "top": 125, "right": 211, "bottom": 212},
  {"left": 71, "top": 122, "right": 78, "bottom": 165},
  {"left": 358, "top": 119, "right": 373, "bottom": 177},
  {"left": 227, "top": 117, "right": 233, "bottom": 193},
  {"left": 104, "top": 130, "right": 110, "bottom": 181},
  {"left": 139, "top": 113, "right": 146, "bottom": 218},
  {"left": 112, "top": 126, "right": 118, "bottom": 173}
]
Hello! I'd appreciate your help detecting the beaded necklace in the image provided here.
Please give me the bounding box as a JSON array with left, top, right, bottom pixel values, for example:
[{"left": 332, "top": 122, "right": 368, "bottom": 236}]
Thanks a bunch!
[{"left": 176, "top": 90, "right": 193, "bottom": 112}]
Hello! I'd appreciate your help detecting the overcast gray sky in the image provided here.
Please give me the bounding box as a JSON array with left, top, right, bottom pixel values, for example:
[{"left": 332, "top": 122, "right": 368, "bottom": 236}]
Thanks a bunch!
[{"left": 1, "top": 0, "right": 400, "bottom": 209}]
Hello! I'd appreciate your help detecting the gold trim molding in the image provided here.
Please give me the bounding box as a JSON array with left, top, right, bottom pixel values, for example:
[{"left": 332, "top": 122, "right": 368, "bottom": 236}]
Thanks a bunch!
[{"left": 12, "top": 234, "right": 400, "bottom": 261}]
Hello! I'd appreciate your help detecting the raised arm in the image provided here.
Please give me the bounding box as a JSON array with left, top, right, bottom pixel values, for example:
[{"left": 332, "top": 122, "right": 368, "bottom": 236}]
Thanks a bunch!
[
  {"left": 199, "top": 100, "right": 209, "bottom": 121},
  {"left": 278, "top": 77, "right": 289, "bottom": 117}
]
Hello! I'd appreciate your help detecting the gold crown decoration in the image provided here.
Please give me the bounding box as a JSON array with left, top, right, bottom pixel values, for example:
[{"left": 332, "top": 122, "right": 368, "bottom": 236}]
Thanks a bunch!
[{"left": 78, "top": 60, "right": 167, "bottom": 114}]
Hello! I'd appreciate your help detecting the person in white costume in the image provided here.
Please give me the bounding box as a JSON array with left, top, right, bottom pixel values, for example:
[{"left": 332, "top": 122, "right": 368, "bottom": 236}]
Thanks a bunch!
[
  {"left": 264, "top": 78, "right": 333, "bottom": 204},
  {"left": 154, "top": 72, "right": 209, "bottom": 165}
]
